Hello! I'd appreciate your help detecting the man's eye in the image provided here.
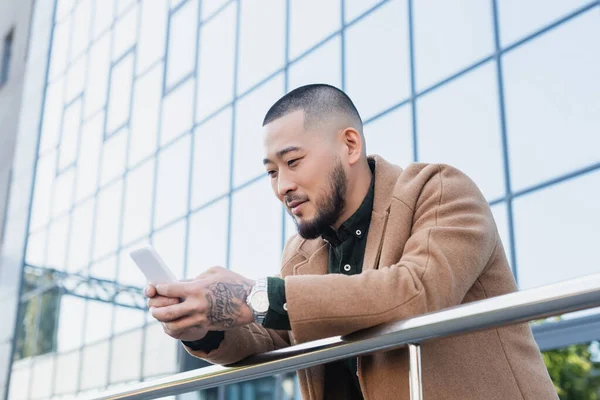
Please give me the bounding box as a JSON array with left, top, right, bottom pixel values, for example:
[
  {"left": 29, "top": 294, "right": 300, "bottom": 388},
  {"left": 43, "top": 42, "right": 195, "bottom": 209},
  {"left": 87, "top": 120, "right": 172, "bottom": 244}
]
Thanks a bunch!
[
  {"left": 288, "top": 159, "right": 299, "bottom": 167},
  {"left": 267, "top": 170, "right": 277, "bottom": 178}
]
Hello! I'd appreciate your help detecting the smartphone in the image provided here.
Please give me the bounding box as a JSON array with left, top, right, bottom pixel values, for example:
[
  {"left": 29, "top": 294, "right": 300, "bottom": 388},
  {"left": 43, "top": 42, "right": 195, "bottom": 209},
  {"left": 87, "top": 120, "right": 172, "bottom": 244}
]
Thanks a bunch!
[{"left": 129, "top": 245, "right": 177, "bottom": 285}]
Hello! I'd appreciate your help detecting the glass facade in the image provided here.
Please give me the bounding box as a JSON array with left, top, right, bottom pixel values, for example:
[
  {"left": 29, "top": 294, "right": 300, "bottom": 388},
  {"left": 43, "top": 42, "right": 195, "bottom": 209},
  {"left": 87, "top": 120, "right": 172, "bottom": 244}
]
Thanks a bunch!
[{"left": 1, "top": 0, "right": 599, "bottom": 399}]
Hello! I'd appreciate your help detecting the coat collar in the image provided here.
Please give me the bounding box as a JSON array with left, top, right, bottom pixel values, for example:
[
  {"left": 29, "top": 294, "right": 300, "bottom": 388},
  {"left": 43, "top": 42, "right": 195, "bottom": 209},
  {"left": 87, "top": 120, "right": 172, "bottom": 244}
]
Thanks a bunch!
[{"left": 293, "top": 155, "right": 403, "bottom": 275}]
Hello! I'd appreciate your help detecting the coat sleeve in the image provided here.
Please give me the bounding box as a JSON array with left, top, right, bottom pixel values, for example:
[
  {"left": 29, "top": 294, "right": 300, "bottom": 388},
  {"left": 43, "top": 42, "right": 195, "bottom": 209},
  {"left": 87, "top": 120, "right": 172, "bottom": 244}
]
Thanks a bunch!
[
  {"left": 184, "top": 236, "right": 302, "bottom": 364},
  {"left": 284, "top": 164, "right": 499, "bottom": 343}
]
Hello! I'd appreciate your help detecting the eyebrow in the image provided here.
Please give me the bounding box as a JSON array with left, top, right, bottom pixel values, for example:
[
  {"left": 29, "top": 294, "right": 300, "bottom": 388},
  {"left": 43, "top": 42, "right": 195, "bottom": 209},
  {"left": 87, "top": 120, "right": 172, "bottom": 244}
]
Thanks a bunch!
[{"left": 263, "top": 146, "right": 303, "bottom": 165}]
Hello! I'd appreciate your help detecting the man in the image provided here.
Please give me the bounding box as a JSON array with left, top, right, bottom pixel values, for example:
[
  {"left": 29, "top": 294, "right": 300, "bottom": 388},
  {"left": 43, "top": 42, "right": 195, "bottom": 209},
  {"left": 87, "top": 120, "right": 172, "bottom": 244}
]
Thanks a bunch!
[{"left": 145, "top": 84, "right": 556, "bottom": 399}]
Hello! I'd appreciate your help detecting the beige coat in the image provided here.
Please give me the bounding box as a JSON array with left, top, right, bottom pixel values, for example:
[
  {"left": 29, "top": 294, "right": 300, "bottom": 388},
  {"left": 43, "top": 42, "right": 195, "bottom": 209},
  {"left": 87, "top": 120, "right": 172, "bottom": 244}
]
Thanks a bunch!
[{"left": 186, "top": 155, "right": 557, "bottom": 399}]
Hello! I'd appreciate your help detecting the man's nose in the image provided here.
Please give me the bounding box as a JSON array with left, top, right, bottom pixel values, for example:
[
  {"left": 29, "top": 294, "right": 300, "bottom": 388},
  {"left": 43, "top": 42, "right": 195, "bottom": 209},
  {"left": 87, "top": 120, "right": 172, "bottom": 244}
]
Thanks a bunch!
[{"left": 277, "top": 175, "right": 297, "bottom": 198}]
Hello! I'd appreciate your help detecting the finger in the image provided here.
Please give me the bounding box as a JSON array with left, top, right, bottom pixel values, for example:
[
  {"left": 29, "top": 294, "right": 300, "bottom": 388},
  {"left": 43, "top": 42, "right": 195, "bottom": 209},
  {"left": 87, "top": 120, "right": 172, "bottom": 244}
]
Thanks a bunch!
[
  {"left": 151, "top": 302, "right": 195, "bottom": 322},
  {"left": 144, "top": 284, "right": 157, "bottom": 298},
  {"left": 163, "top": 314, "right": 207, "bottom": 335},
  {"left": 147, "top": 295, "right": 180, "bottom": 308},
  {"left": 155, "top": 281, "right": 190, "bottom": 298}
]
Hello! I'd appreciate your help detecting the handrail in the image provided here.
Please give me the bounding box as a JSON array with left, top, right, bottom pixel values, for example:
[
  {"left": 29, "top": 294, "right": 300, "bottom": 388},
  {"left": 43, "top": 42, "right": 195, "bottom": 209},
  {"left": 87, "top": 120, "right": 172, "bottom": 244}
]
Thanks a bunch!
[{"left": 84, "top": 273, "right": 600, "bottom": 400}]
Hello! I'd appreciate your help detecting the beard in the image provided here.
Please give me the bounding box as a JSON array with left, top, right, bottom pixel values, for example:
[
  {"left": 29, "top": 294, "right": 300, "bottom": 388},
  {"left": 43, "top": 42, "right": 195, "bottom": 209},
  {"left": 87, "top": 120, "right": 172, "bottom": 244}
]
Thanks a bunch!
[{"left": 289, "top": 159, "right": 347, "bottom": 240}]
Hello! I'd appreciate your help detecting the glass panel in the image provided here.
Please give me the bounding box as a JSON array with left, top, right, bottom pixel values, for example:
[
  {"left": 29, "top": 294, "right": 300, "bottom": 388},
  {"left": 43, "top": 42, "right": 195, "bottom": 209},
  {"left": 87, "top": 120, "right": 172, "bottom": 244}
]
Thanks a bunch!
[
  {"left": 93, "top": 179, "right": 123, "bottom": 259},
  {"left": 54, "top": 351, "right": 79, "bottom": 394},
  {"left": 56, "top": 0, "right": 76, "bottom": 21},
  {"left": 46, "top": 216, "right": 70, "bottom": 271},
  {"left": 143, "top": 322, "right": 178, "bottom": 378},
  {"left": 84, "top": 33, "right": 111, "bottom": 118},
  {"left": 289, "top": 0, "right": 340, "bottom": 60},
  {"left": 152, "top": 219, "right": 186, "bottom": 280},
  {"left": 49, "top": 17, "right": 72, "bottom": 80},
  {"left": 490, "top": 202, "right": 513, "bottom": 273},
  {"left": 165, "top": 0, "right": 198, "bottom": 88},
  {"left": 56, "top": 296, "right": 86, "bottom": 352},
  {"left": 154, "top": 135, "right": 191, "bottom": 228},
  {"left": 137, "top": 0, "right": 168, "bottom": 74},
  {"left": 70, "top": 0, "right": 92, "bottom": 60},
  {"left": 65, "top": 56, "right": 86, "bottom": 102},
  {"left": 30, "top": 354, "right": 54, "bottom": 399},
  {"left": 93, "top": 0, "right": 115, "bottom": 39},
  {"left": 284, "top": 208, "right": 296, "bottom": 243},
  {"left": 514, "top": 170, "right": 600, "bottom": 289},
  {"left": 118, "top": 239, "right": 151, "bottom": 287},
  {"left": 195, "top": 1, "right": 236, "bottom": 122},
  {"left": 8, "top": 362, "right": 31, "bottom": 400},
  {"left": 89, "top": 254, "right": 117, "bottom": 282},
  {"left": 201, "top": 0, "right": 229, "bottom": 20},
  {"left": 230, "top": 178, "right": 282, "bottom": 279},
  {"left": 100, "top": 126, "right": 128, "bottom": 186},
  {"left": 413, "top": 0, "right": 494, "bottom": 91},
  {"left": 75, "top": 111, "right": 104, "bottom": 202},
  {"left": 237, "top": 0, "right": 285, "bottom": 94},
  {"left": 498, "top": 0, "right": 592, "bottom": 46},
  {"left": 344, "top": 0, "right": 384, "bottom": 22},
  {"left": 110, "top": 330, "right": 143, "bottom": 383},
  {"left": 129, "top": 63, "right": 163, "bottom": 167},
  {"left": 288, "top": 35, "right": 341, "bottom": 90},
  {"left": 106, "top": 52, "right": 135, "bottom": 134},
  {"left": 39, "top": 78, "right": 65, "bottom": 154},
  {"left": 233, "top": 74, "right": 284, "bottom": 186},
  {"left": 29, "top": 151, "right": 57, "bottom": 231},
  {"left": 503, "top": 12, "right": 600, "bottom": 191},
  {"left": 122, "top": 158, "right": 155, "bottom": 245},
  {"left": 113, "top": 5, "right": 139, "bottom": 61},
  {"left": 187, "top": 198, "right": 229, "bottom": 278},
  {"left": 113, "top": 306, "right": 145, "bottom": 334},
  {"left": 161, "top": 77, "right": 195, "bottom": 146},
  {"left": 345, "top": 0, "right": 410, "bottom": 120},
  {"left": 170, "top": 0, "right": 185, "bottom": 9},
  {"left": 51, "top": 168, "right": 75, "bottom": 218},
  {"left": 84, "top": 300, "right": 114, "bottom": 344},
  {"left": 363, "top": 105, "right": 413, "bottom": 168},
  {"left": 26, "top": 229, "right": 47, "bottom": 266},
  {"left": 417, "top": 62, "right": 505, "bottom": 201},
  {"left": 58, "top": 98, "right": 82, "bottom": 171},
  {"left": 191, "top": 107, "right": 232, "bottom": 208},
  {"left": 117, "top": 0, "right": 137, "bottom": 15},
  {"left": 67, "top": 198, "right": 95, "bottom": 273},
  {"left": 80, "top": 341, "right": 109, "bottom": 390}
]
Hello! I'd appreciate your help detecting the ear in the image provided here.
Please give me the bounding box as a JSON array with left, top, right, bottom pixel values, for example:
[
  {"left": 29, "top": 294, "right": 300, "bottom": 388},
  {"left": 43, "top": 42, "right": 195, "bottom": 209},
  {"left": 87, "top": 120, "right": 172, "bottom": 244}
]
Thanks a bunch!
[{"left": 341, "top": 127, "right": 363, "bottom": 165}]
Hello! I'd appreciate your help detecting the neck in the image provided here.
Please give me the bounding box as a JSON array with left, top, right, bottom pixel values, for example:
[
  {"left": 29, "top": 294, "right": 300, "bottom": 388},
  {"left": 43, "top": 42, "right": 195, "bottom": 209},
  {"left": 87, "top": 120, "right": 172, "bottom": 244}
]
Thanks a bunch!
[{"left": 332, "top": 162, "right": 372, "bottom": 230}]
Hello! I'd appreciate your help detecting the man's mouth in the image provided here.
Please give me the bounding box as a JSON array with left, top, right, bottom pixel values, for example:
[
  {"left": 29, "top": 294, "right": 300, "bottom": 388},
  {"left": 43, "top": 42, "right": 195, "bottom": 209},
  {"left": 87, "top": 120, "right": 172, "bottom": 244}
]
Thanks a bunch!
[{"left": 287, "top": 200, "right": 307, "bottom": 215}]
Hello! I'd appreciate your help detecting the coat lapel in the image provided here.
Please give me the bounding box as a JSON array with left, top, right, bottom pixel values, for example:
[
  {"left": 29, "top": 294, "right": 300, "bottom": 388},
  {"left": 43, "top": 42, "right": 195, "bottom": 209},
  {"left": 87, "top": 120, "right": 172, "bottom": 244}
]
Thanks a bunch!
[{"left": 293, "top": 238, "right": 329, "bottom": 275}]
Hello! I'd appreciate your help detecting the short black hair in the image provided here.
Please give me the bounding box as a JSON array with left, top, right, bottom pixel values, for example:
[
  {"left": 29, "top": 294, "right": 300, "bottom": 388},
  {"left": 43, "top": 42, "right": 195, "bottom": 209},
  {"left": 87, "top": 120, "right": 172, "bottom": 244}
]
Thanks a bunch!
[{"left": 262, "top": 84, "right": 363, "bottom": 133}]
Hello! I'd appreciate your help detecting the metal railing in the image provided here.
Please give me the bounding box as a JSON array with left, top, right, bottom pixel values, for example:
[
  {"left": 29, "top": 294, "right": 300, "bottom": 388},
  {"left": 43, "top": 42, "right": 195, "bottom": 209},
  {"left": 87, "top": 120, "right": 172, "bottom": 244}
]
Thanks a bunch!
[{"left": 85, "top": 273, "right": 600, "bottom": 400}]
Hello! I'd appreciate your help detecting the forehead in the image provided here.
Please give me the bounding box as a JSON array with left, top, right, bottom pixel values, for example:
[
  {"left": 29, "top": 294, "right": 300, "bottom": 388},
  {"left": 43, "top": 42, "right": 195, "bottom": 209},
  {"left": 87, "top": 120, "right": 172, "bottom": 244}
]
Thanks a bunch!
[{"left": 263, "top": 110, "right": 311, "bottom": 153}]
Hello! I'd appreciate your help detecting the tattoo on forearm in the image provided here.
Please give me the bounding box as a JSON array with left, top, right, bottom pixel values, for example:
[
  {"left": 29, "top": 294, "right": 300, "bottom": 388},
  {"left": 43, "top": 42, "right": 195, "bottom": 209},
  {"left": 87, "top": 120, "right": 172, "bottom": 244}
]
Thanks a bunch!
[{"left": 206, "top": 282, "right": 252, "bottom": 328}]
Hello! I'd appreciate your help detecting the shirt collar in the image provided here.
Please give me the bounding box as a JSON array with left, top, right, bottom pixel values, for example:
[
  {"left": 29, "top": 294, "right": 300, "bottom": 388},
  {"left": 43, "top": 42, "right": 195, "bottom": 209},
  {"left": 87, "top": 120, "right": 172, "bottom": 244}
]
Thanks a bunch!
[{"left": 321, "top": 161, "right": 375, "bottom": 246}]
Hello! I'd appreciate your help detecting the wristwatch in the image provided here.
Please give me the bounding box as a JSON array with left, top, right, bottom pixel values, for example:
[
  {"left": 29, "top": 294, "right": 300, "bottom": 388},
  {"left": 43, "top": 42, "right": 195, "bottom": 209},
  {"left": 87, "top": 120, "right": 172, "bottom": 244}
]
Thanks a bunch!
[{"left": 246, "top": 278, "right": 269, "bottom": 324}]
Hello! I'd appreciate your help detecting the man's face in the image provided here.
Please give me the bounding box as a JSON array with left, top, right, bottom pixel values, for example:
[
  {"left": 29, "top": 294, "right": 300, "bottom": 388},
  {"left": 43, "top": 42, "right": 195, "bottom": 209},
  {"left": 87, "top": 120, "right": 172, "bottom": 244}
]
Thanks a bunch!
[{"left": 263, "top": 110, "right": 347, "bottom": 239}]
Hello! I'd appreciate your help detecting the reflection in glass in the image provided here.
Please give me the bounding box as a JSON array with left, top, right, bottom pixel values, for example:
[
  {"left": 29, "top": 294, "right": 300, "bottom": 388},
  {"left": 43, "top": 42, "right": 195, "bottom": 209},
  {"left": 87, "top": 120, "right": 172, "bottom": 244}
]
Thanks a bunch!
[
  {"left": 233, "top": 74, "right": 284, "bottom": 186},
  {"left": 230, "top": 178, "right": 282, "bottom": 280},
  {"left": 345, "top": 0, "right": 410, "bottom": 120},
  {"left": 417, "top": 62, "right": 504, "bottom": 201},
  {"left": 191, "top": 107, "right": 232, "bottom": 208},
  {"left": 288, "top": 36, "right": 341, "bottom": 91},
  {"left": 237, "top": 0, "right": 285, "bottom": 94},
  {"left": 187, "top": 198, "right": 229, "bottom": 278},
  {"left": 165, "top": 0, "right": 198, "bottom": 88},
  {"left": 154, "top": 135, "right": 191, "bottom": 228},
  {"left": 504, "top": 12, "right": 600, "bottom": 191},
  {"left": 195, "top": 1, "right": 236, "bottom": 122},
  {"left": 514, "top": 170, "right": 600, "bottom": 289}
]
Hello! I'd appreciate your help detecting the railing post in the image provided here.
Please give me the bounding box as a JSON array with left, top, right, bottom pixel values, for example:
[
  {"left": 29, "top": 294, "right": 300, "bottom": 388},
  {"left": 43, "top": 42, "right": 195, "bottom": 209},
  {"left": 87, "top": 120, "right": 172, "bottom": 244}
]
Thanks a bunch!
[{"left": 408, "top": 344, "right": 423, "bottom": 400}]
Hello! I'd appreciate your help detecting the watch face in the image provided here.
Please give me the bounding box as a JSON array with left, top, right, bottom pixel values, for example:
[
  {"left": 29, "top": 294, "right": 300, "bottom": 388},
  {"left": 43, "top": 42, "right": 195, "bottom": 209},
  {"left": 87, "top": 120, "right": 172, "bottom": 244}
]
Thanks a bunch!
[{"left": 250, "top": 291, "right": 269, "bottom": 313}]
